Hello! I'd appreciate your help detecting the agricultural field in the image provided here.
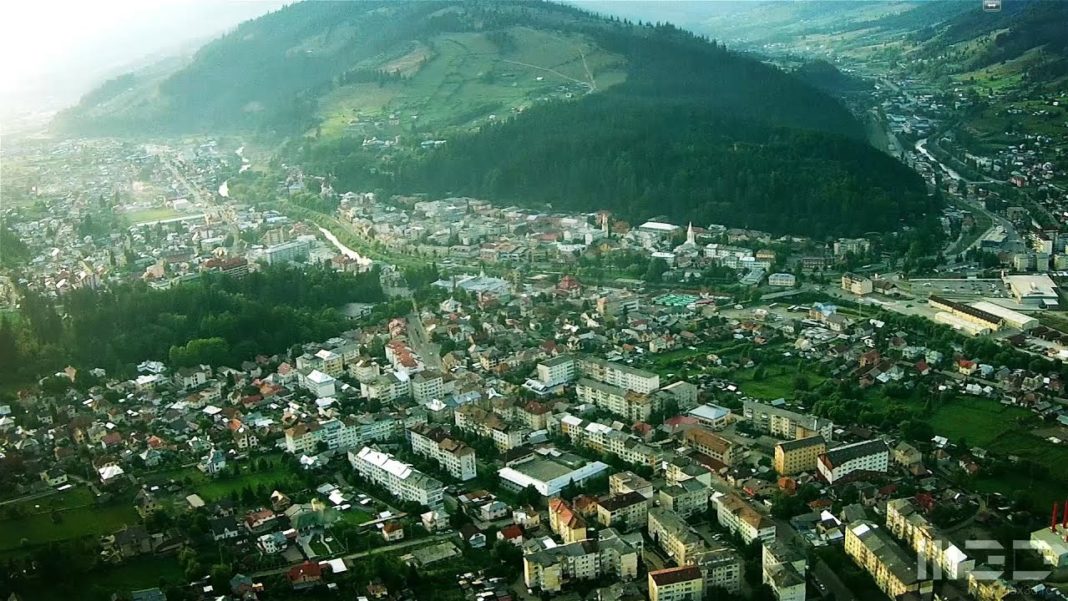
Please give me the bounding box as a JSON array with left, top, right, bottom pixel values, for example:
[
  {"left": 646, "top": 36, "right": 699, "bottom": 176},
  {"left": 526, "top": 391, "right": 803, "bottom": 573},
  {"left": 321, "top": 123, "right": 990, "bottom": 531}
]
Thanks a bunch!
[{"left": 317, "top": 26, "right": 626, "bottom": 139}]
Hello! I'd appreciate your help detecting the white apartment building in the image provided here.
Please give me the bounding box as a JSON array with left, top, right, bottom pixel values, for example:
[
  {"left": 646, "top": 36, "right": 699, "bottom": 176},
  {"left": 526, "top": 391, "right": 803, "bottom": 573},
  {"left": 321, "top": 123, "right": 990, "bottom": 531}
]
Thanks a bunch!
[
  {"left": 348, "top": 446, "right": 444, "bottom": 507},
  {"left": 817, "top": 440, "right": 889, "bottom": 484},
  {"left": 713, "top": 492, "right": 776, "bottom": 545},
  {"left": 408, "top": 424, "right": 477, "bottom": 481},
  {"left": 576, "top": 378, "right": 658, "bottom": 422},
  {"left": 411, "top": 371, "right": 444, "bottom": 403},
  {"left": 361, "top": 371, "right": 411, "bottom": 402},
  {"left": 537, "top": 355, "right": 576, "bottom": 388},
  {"left": 302, "top": 369, "right": 336, "bottom": 398},
  {"left": 577, "top": 357, "right": 660, "bottom": 394},
  {"left": 743, "top": 401, "right": 833, "bottom": 441},
  {"left": 284, "top": 417, "right": 362, "bottom": 455}
]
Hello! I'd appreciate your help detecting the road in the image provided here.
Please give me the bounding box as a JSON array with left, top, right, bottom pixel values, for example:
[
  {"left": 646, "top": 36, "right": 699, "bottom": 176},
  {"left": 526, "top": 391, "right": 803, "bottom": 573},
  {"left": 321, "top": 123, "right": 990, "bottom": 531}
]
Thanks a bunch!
[
  {"left": 813, "top": 558, "right": 857, "bottom": 601},
  {"left": 406, "top": 310, "right": 443, "bottom": 372},
  {"left": 250, "top": 533, "right": 454, "bottom": 577}
]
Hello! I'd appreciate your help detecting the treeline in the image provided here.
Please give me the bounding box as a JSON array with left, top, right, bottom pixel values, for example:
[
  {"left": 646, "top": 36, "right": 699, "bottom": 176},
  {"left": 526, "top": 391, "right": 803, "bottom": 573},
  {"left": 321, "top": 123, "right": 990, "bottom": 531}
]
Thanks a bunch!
[
  {"left": 385, "top": 97, "right": 932, "bottom": 237},
  {"left": 0, "top": 265, "right": 384, "bottom": 385}
]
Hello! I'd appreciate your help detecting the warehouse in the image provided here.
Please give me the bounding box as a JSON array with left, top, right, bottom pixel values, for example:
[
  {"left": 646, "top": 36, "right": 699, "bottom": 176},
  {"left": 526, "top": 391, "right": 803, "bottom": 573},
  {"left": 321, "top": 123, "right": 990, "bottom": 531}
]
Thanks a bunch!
[{"left": 969, "top": 301, "right": 1039, "bottom": 331}]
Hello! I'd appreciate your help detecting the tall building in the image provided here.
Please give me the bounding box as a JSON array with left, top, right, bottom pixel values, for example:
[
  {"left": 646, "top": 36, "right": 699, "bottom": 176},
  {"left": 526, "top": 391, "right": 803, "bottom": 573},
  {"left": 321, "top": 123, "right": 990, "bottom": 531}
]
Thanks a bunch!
[
  {"left": 348, "top": 447, "right": 444, "bottom": 508},
  {"left": 523, "top": 529, "right": 640, "bottom": 593},
  {"left": 576, "top": 378, "right": 658, "bottom": 422},
  {"left": 817, "top": 440, "right": 889, "bottom": 484},
  {"left": 408, "top": 424, "right": 477, "bottom": 481},
  {"left": 648, "top": 566, "right": 703, "bottom": 601},
  {"left": 762, "top": 543, "right": 807, "bottom": 601},
  {"left": 743, "top": 401, "right": 833, "bottom": 441},
  {"left": 886, "top": 498, "right": 974, "bottom": 580},
  {"left": 537, "top": 355, "right": 576, "bottom": 388},
  {"left": 648, "top": 507, "right": 706, "bottom": 566},
  {"left": 774, "top": 436, "right": 827, "bottom": 475},
  {"left": 712, "top": 492, "right": 776, "bottom": 545},
  {"left": 577, "top": 356, "right": 660, "bottom": 394},
  {"left": 845, "top": 520, "right": 933, "bottom": 600}
]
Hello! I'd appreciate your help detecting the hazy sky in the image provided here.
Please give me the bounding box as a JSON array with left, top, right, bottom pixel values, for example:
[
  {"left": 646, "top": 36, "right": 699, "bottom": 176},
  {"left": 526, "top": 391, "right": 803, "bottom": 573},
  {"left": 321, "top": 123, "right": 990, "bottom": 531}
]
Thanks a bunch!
[{"left": 0, "top": 0, "right": 285, "bottom": 116}]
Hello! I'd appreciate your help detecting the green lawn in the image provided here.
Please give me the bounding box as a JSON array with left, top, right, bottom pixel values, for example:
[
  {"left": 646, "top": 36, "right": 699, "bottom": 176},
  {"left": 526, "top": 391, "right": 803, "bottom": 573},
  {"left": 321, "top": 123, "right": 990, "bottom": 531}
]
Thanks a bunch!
[
  {"left": 736, "top": 366, "right": 826, "bottom": 400},
  {"left": 124, "top": 207, "right": 182, "bottom": 224},
  {"left": 141, "top": 456, "right": 302, "bottom": 503},
  {"left": 0, "top": 495, "right": 140, "bottom": 554},
  {"left": 928, "top": 395, "right": 1037, "bottom": 447},
  {"left": 13, "top": 555, "right": 185, "bottom": 601}
]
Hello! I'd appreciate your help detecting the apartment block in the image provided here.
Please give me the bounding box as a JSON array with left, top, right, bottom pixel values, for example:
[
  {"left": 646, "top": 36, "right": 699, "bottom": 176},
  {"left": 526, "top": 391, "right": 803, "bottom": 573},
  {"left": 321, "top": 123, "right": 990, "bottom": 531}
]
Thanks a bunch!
[
  {"left": 408, "top": 423, "right": 477, "bottom": 481},
  {"left": 774, "top": 436, "right": 827, "bottom": 475},
  {"left": 411, "top": 370, "right": 444, "bottom": 403},
  {"left": 455, "top": 404, "right": 527, "bottom": 451},
  {"left": 284, "top": 417, "right": 362, "bottom": 455},
  {"left": 886, "top": 498, "right": 974, "bottom": 580},
  {"left": 657, "top": 479, "right": 709, "bottom": 519},
  {"left": 648, "top": 507, "right": 706, "bottom": 566},
  {"left": 348, "top": 447, "right": 444, "bottom": 508},
  {"left": 743, "top": 401, "right": 833, "bottom": 441},
  {"left": 713, "top": 492, "right": 776, "bottom": 545},
  {"left": 549, "top": 498, "right": 588, "bottom": 544},
  {"left": 683, "top": 427, "right": 735, "bottom": 466},
  {"left": 577, "top": 356, "right": 660, "bottom": 394},
  {"left": 576, "top": 378, "right": 658, "bottom": 422},
  {"left": 648, "top": 566, "right": 703, "bottom": 601},
  {"left": 595, "top": 491, "right": 648, "bottom": 531},
  {"left": 537, "top": 355, "right": 576, "bottom": 388},
  {"left": 762, "top": 543, "right": 807, "bottom": 601},
  {"left": 556, "top": 414, "right": 662, "bottom": 469},
  {"left": 845, "top": 520, "right": 933, "bottom": 600},
  {"left": 523, "top": 529, "right": 640, "bottom": 593},
  {"left": 609, "top": 471, "right": 654, "bottom": 499},
  {"left": 817, "top": 439, "right": 889, "bottom": 484}
]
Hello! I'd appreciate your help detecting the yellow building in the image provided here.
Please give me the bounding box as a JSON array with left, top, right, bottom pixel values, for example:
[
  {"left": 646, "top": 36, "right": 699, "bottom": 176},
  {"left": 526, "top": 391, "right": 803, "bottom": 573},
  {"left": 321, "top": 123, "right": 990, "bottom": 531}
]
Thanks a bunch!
[
  {"left": 774, "top": 435, "right": 827, "bottom": 475},
  {"left": 648, "top": 566, "right": 704, "bottom": 601},
  {"left": 845, "top": 521, "right": 933, "bottom": 600}
]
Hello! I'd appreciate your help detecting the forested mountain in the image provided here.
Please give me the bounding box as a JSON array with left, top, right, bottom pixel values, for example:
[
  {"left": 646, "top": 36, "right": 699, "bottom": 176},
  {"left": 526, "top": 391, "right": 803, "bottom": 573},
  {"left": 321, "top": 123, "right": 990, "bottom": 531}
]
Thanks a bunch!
[{"left": 60, "top": 0, "right": 933, "bottom": 237}]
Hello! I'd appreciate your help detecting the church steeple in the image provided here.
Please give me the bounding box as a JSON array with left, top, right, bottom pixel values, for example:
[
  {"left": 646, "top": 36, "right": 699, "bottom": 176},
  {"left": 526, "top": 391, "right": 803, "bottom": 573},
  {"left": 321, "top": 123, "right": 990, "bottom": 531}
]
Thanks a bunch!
[{"left": 686, "top": 222, "right": 695, "bottom": 246}]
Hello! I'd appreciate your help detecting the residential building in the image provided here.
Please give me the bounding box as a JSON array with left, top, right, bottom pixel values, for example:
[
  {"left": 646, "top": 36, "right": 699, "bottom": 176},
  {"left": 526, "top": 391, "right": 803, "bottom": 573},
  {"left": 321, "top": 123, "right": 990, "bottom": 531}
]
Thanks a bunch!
[
  {"left": 408, "top": 423, "right": 477, "bottom": 481},
  {"left": 886, "top": 498, "right": 974, "bottom": 580},
  {"left": 576, "top": 378, "right": 658, "bottom": 422},
  {"left": 774, "top": 436, "right": 827, "bottom": 475},
  {"left": 549, "top": 498, "right": 588, "bottom": 544},
  {"left": 455, "top": 404, "right": 527, "bottom": 451},
  {"left": 648, "top": 507, "right": 706, "bottom": 566},
  {"left": 648, "top": 566, "right": 703, "bottom": 601},
  {"left": 762, "top": 543, "right": 807, "bottom": 601},
  {"left": 264, "top": 239, "right": 310, "bottom": 264},
  {"left": 348, "top": 447, "right": 444, "bottom": 507},
  {"left": 609, "top": 471, "right": 654, "bottom": 499},
  {"left": 817, "top": 440, "right": 889, "bottom": 484},
  {"left": 595, "top": 491, "right": 649, "bottom": 531},
  {"left": 712, "top": 492, "right": 776, "bottom": 545},
  {"left": 411, "top": 371, "right": 444, "bottom": 403},
  {"left": 892, "top": 442, "right": 923, "bottom": 468},
  {"left": 555, "top": 414, "right": 662, "bottom": 469},
  {"left": 537, "top": 355, "right": 576, "bottom": 388},
  {"left": 285, "top": 417, "right": 363, "bottom": 455},
  {"left": 845, "top": 521, "right": 933, "bottom": 600},
  {"left": 1029, "top": 523, "right": 1068, "bottom": 568},
  {"left": 695, "top": 549, "right": 743, "bottom": 594},
  {"left": 743, "top": 401, "right": 833, "bottom": 441},
  {"left": 523, "top": 529, "right": 639, "bottom": 593},
  {"left": 683, "top": 428, "right": 734, "bottom": 465},
  {"left": 302, "top": 369, "right": 336, "bottom": 398},
  {"left": 577, "top": 356, "right": 660, "bottom": 394},
  {"left": 657, "top": 479, "right": 709, "bottom": 519},
  {"left": 841, "top": 273, "right": 873, "bottom": 295}
]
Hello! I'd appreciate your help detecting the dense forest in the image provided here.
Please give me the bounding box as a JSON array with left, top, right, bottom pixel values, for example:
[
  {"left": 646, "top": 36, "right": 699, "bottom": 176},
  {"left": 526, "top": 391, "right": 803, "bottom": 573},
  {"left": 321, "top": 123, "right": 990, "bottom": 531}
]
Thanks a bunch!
[
  {"left": 314, "top": 97, "right": 930, "bottom": 237},
  {"left": 0, "top": 265, "right": 383, "bottom": 385}
]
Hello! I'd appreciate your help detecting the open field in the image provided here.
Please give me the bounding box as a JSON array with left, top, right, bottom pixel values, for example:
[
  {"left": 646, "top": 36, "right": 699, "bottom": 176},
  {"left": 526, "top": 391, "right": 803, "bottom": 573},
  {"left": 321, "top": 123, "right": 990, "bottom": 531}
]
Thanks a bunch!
[
  {"left": 15, "top": 555, "right": 186, "bottom": 601},
  {"left": 141, "top": 456, "right": 302, "bottom": 503},
  {"left": 928, "top": 395, "right": 1037, "bottom": 448},
  {"left": 0, "top": 489, "right": 140, "bottom": 554},
  {"left": 123, "top": 206, "right": 182, "bottom": 224},
  {"left": 736, "top": 365, "right": 827, "bottom": 401}
]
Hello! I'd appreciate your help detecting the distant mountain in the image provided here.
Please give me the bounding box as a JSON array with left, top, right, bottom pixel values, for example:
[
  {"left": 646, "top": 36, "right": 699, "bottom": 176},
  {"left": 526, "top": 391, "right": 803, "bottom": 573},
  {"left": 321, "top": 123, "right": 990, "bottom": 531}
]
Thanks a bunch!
[
  {"left": 63, "top": 0, "right": 933, "bottom": 237},
  {"left": 792, "top": 60, "right": 872, "bottom": 94}
]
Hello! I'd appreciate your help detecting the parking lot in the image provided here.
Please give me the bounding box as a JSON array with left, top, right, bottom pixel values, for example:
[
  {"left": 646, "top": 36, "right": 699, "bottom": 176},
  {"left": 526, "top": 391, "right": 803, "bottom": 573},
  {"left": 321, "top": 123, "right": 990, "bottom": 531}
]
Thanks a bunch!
[{"left": 902, "top": 278, "right": 1008, "bottom": 300}]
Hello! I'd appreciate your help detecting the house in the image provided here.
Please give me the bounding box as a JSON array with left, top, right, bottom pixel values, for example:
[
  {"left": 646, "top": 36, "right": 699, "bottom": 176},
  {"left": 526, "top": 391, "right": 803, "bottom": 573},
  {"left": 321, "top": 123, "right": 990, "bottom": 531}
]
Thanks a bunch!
[
  {"left": 287, "top": 561, "right": 323, "bottom": 590},
  {"left": 549, "top": 498, "right": 588, "bottom": 544},
  {"left": 459, "top": 523, "right": 486, "bottom": 549},
  {"left": 382, "top": 521, "right": 405, "bottom": 542},
  {"left": 498, "top": 524, "right": 525, "bottom": 547},
  {"left": 134, "top": 489, "right": 162, "bottom": 518},
  {"left": 39, "top": 468, "right": 68, "bottom": 487},
  {"left": 198, "top": 448, "right": 227, "bottom": 475},
  {"left": 210, "top": 516, "right": 242, "bottom": 541}
]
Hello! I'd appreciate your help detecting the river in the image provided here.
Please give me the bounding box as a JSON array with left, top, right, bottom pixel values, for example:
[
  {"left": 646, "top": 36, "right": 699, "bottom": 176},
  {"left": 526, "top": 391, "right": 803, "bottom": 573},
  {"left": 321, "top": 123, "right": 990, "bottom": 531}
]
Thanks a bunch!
[{"left": 317, "top": 225, "right": 373, "bottom": 268}]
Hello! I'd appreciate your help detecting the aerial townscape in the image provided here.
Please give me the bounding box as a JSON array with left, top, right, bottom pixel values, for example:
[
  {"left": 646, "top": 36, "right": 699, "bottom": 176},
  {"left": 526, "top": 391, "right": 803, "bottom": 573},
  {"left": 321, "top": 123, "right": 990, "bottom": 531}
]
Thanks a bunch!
[{"left": 0, "top": 1, "right": 1066, "bottom": 601}]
